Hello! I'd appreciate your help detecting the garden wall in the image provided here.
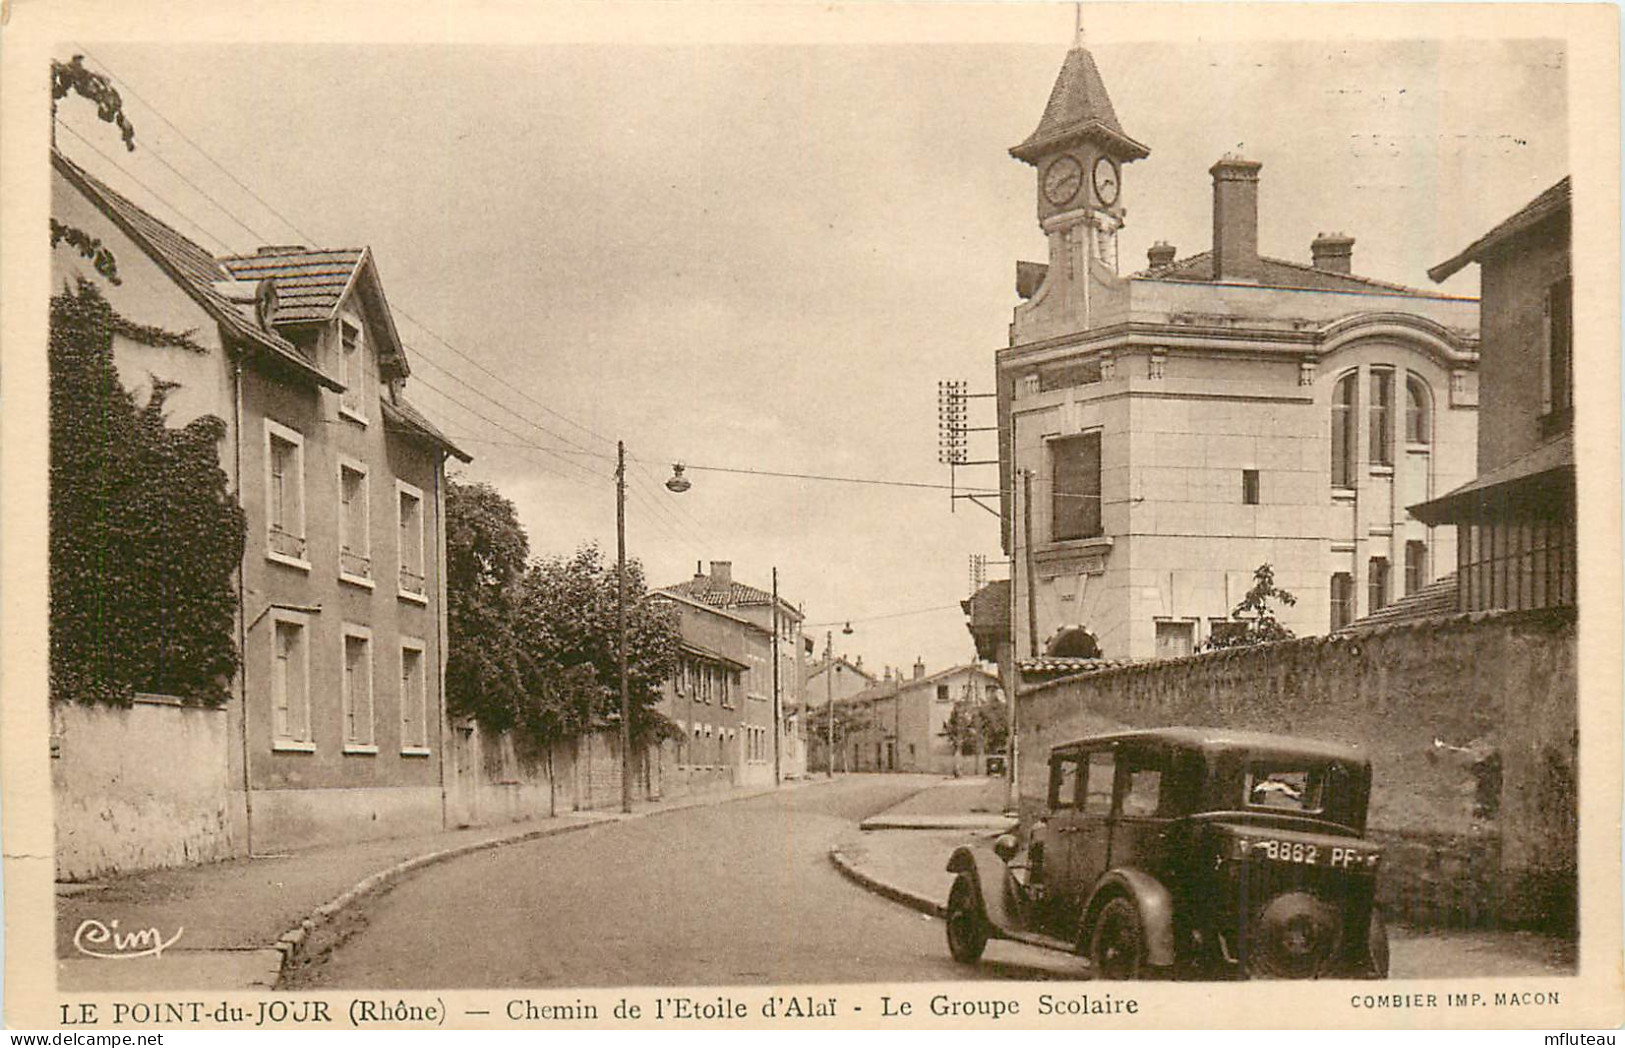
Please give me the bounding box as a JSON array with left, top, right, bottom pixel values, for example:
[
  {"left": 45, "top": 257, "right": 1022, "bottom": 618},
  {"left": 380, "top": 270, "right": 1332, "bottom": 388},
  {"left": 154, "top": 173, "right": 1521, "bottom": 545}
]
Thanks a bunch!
[
  {"left": 1016, "top": 608, "right": 1577, "bottom": 930},
  {"left": 52, "top": 697, "right": 245, "bottom": 882}
]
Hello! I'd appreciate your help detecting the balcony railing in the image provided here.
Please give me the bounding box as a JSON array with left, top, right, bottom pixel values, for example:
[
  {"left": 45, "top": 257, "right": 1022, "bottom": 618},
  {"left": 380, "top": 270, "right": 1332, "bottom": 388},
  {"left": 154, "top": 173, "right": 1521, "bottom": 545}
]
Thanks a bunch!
[
  {"left": 340, "top": 549, "right": 372, "bottom": 579},
  {"left": 399, "top": 565, "right": 426, "bottom": 596},
  {"left": 268, "top": 526, "right": 306, "bottom": 560}
]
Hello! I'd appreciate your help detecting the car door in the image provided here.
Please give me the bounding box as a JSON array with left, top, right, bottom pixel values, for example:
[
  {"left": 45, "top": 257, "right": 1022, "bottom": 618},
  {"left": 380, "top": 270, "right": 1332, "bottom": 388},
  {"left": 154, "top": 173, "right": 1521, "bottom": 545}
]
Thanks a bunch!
[
  {"left": 1111, "top": 744, "right": 1171, "bottom": 876},
  {"left": 1071, "top": 748, "right": 1118, "bottom": 895}
]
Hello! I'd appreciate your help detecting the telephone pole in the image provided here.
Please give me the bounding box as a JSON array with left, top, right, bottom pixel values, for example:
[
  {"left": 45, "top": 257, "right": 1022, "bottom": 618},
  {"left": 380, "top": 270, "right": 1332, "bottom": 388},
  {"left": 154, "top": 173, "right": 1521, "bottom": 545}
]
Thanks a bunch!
[{"left": 617, "top": 440, "right": 632, "bottom": 815}]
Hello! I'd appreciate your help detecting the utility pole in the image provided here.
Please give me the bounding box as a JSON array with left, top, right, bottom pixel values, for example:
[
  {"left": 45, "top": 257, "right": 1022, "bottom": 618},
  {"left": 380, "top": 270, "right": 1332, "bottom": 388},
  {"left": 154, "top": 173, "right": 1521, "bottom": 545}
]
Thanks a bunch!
[
  {"left": 771, "top": 567, "right": 782, "bottom": 786},
  {"left": 617, "top": 440, "right": 632, "bottom": 815},
  {"left": 1023, "top": 468, "right": 1039, "bottom": 659},
  {"left": 825, "top": 631, "right": 835, "bottom": 778}
]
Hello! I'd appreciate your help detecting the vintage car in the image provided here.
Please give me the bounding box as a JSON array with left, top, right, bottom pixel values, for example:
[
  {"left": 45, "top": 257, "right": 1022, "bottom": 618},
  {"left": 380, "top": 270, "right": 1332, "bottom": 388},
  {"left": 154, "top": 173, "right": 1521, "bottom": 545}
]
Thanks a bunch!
[{"left": 945, "top": 728, "right": 1389, "bottom": 980}]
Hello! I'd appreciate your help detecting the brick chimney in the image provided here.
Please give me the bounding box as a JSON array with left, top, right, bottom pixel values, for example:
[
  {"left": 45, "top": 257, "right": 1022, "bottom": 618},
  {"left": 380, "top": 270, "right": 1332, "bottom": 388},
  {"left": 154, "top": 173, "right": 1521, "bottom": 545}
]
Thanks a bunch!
[
  {"left": 913, "top": 658, "right": 925, "bottom": 680},
  {"left": 1311, "top": 232, "right": 1355, "bottom": 275},
  {"left": 709, "top": 561, "right": 732, "bottom": 585},
  {"left": 1147, "top": 241, "right": 1177, "bottom": 268},
  {"left": 1210, "top": 156, "right": 1263, "bottom": 282}
]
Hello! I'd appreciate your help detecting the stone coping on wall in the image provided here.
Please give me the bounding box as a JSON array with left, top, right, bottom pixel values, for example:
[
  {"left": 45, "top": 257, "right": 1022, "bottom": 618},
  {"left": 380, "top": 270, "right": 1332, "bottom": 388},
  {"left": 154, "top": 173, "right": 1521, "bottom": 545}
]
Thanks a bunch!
[{"left": 1017, "top": 604, "right": 1578, "bottom": 698}]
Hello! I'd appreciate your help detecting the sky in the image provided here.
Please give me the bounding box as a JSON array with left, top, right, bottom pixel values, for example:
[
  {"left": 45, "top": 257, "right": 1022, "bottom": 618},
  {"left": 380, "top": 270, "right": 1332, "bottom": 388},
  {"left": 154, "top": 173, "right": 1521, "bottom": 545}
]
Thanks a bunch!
[{"left": 51, "top": 15, "right": 1568, "bottom": 676}]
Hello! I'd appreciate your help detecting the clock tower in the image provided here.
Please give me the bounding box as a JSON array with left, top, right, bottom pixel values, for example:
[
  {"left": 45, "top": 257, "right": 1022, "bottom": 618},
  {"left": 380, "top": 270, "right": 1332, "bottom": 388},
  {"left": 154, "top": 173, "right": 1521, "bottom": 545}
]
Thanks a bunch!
[{"left": 1010, "top": 43, "right": 1148, "bottom": 275}]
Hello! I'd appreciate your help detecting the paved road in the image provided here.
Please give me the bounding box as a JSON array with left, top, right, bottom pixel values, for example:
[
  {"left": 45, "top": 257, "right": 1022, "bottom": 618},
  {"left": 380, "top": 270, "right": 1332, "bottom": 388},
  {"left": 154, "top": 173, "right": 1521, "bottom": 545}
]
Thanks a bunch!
[{"left": 290, "top": 777, "right": 1080, "bottom": 988}]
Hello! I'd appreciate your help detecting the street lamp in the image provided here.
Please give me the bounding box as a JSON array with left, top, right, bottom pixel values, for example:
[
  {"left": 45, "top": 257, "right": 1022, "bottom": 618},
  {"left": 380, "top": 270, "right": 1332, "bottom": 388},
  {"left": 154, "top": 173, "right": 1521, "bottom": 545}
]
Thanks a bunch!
[{"left": 616, "top": 445, "right": 691, "bottom": 814}]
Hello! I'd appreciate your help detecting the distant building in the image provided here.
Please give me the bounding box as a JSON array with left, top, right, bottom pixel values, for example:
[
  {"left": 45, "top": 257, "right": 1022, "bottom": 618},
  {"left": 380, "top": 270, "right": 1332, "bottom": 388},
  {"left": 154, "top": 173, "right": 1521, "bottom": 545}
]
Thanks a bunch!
[
  {"left": 839, "top": 661, "right": 1003, "bottom": 775},
  {"left": 806, "top": 654, "right": 875, "bottom": 705},
  {"left": 660, "top": 561, "right": 808, "bottom": 782},
  {"left": 650, "top": 590, "right": 774, "bottom": 789},
  {"left": 52, "top": 151, "right": 469, "bottom": 855},
  {"left": 995, "top": 45, "right": 1480, "bottom": 662},
  {"left": 1411, "top": 178, "right": 1575, "bottom": 613}
]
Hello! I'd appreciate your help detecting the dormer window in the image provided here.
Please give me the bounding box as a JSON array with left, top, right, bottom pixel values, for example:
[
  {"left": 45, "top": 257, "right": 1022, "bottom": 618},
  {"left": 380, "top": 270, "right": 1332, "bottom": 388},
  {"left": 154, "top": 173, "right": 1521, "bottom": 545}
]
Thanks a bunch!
[{"left": 340, "top": 317, "right": 368, "bottom": 424}]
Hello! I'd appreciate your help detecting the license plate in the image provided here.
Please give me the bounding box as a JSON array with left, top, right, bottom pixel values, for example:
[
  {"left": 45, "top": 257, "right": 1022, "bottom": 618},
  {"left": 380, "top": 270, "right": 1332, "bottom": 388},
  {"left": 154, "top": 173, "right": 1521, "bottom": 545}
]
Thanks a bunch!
[{"left": 1233, "top": 836, "right": 1379, "bottom": 869}]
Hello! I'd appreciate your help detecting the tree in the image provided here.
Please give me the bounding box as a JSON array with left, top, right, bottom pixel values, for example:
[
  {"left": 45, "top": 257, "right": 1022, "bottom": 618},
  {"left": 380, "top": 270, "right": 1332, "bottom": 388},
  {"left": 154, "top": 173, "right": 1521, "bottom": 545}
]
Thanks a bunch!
[
  {"left": 444, "top": 479, "right": 532, "bottom": 732},
  {"left": 51, "top": 55, "right": 136, "bottom": 285},
  {"left": 49, "top": 279, "right": 244, "bottom": 707},
  {"left": 941, "top": 692, "right": 1010, "bottom": 775},
  {"left": 515, "top": 544, "right": 680, "bottom": 745},
  {"left": 802, "top": 701, "right": 872, "bottom": 773},
  {"left": 1203, "top": 563, "right": 1298, "bottom": 649}
]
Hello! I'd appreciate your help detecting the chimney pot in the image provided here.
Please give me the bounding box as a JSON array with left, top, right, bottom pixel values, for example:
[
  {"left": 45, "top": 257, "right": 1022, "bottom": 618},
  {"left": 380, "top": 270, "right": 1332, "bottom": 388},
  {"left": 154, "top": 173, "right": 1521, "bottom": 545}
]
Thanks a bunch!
[
  {"left": 913, "top": 658, "right": 925, "bottom": 680},
  {"left": 1311, "top": 232, "right": 1355, "bottom": 275},
  {"left": 1147, "top": 240, "right": 1177, "bottom": 268},
  {"left": 1209, "top": 157, "right": 1263, "bottom": 283},
  {"left": 709, "top": 561, "right": 732, "bottom": 585}
]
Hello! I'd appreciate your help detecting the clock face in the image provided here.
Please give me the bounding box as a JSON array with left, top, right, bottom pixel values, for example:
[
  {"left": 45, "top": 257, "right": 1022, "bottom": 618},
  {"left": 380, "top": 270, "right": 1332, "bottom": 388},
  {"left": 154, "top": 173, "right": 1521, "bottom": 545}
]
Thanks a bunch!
[
  {"left": 1043, "top": 155, "right": 1084, "bottom": 207},
  {"left": 1092, "top": 155, "right": 1121, "bottom": 207}
]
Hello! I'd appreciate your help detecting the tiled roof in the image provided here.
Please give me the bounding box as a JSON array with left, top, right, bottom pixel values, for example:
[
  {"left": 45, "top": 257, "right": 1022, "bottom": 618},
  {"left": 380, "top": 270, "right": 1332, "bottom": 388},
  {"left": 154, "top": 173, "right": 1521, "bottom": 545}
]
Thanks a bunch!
[
  {"left": 218, "top": 248, "right": 365, "bottom": 325},
  {"left": 382, "top": 397, "right": 472, "bottom": 463},
  {"left": 1136, "top": 250, "right": 1431, "bottom": 297},
  {"left": 52, "top": 151, "right": 340, "bottom": 391},
  {"left": 1430, "top": 177, "right": 1571, "bottom": 283},
  {"left": 1011, "top": 46, "right": 1149, "bottom": 163},
  {"left": 1018, "top": 656, "right": 1139, "bottom": 677},
  {"left": 661, "top": 576, "right": 801, "bottom": 619},
  {"left": 1341, "top": 573, "right": 1459, "bottom": 632}
]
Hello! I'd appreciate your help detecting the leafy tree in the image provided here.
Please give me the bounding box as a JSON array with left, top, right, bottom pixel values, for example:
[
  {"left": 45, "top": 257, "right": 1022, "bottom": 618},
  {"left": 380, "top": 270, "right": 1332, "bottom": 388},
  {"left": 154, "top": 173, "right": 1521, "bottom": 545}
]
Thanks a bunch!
[
  {"left": 941, "top": 693, "right": 1010, "bottom": 774},
  {"left": 515, "top": 544, "right": 680, "bottom": 745},
  {"left": 51, "top": 55, "right": 136, "bottom": 285},
  {"left": 802, "top": 701, "right": 872, "bottom": 772},
  {"left": 49, "top": 279, "right": 244, "bottom": 706},
  {"left": 444, "top": 479, "right": 532, "bottom": 732},
  {"left": 1203, "top": 563, "right": 1298, "bottom": 649}
]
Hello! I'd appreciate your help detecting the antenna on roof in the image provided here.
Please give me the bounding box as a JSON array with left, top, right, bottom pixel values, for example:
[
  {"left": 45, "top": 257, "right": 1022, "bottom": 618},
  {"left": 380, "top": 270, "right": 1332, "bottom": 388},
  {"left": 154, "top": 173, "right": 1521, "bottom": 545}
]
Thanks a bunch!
[{"left": 1073, "top": 1, "right": 1085, "bottom": 47}]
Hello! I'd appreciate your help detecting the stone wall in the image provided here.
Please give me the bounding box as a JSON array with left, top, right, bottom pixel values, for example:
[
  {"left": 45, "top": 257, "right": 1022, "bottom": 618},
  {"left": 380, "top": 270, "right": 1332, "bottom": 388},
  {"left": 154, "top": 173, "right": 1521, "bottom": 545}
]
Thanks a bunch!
[
  {"left": 1016, "top": 608, "right": 1577, "bottom": 930},
  {"left": 52, "top": 698, "right": 245, "bottom": 882}
]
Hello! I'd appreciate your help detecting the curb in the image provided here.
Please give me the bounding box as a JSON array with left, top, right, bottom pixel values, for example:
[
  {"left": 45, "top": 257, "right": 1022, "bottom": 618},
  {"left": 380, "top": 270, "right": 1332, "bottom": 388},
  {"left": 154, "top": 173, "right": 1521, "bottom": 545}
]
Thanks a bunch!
[
  {"left": 858, "top": 817, "right": 1017, "bottom": 832},
  {"left": 273, "top": 777, "right": 834, "bottom": 986},
  {"left": 827, "top": 844, "right": 944, "bottom": 919}
]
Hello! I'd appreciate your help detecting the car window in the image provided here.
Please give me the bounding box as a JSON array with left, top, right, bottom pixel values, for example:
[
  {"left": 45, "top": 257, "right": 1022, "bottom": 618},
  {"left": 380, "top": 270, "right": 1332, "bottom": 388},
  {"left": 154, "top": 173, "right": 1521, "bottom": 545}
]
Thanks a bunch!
[
  {"left": 1050, "top": 756, "right": 1082, "bottom": 808},
  {"left": 1082, "top": 751, "right": 1116, "bottom": 816},
  {"left": 1246, "top": 766, "right": 1326, "bottom": 813},
  {"left": 1122, "top": 768, "right": 1162, "bottom": 817}
]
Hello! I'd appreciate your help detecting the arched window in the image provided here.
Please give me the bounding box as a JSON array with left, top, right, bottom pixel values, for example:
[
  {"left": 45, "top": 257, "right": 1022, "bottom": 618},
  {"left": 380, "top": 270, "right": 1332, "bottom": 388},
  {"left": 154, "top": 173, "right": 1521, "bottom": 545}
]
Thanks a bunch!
[
  {"left": 1047, "top": 627, "right": 1101, "bottom": 659},
  {"left": 1331, "top": 373, "right": 1357, "bottom": 488},
  {"left": 1406, "top": 374, "right": 1431, "bottom": 445}
]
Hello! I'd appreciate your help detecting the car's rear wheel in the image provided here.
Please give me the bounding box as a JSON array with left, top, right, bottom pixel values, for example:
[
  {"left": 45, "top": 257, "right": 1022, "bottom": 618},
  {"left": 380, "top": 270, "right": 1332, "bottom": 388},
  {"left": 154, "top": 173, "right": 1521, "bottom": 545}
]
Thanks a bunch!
[
  {"left": 1089, "top": 896, "right": 1145, "bottom": 980},
  {"left": 945, "top": 874, "right": 989, "bottom": 964}
]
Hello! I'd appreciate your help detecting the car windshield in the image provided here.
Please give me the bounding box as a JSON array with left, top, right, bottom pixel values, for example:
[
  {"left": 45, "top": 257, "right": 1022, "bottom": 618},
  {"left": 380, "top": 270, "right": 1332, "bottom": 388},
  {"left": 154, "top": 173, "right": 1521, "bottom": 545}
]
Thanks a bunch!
[{"left": 1244, "top": 765, "right": 1326, "bottom": 813}]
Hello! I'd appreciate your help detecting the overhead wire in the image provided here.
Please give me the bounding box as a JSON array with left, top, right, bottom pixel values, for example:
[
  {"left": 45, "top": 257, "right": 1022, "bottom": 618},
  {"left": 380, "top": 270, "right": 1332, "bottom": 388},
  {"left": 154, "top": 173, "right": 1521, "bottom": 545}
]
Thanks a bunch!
[{"left": 60, "top": 48, "right": 720, "bottom": 557}]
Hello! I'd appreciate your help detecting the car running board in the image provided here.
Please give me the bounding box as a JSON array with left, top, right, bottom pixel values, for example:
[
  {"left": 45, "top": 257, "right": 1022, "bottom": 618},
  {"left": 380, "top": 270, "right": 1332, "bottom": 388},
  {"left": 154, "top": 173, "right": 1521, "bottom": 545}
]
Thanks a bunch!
[{"left": 995, "top": 927, "right": 1084, "bottom": 957}]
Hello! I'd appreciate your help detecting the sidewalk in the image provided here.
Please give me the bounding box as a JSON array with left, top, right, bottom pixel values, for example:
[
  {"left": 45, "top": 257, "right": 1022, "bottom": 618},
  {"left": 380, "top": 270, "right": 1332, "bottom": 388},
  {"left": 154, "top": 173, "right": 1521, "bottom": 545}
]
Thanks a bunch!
[
  {"left": 857, "top": 775, "right": 1016, "bottom": 831},
  {"left": 58, "top": 778, "right": 820, "bottom": 991}
]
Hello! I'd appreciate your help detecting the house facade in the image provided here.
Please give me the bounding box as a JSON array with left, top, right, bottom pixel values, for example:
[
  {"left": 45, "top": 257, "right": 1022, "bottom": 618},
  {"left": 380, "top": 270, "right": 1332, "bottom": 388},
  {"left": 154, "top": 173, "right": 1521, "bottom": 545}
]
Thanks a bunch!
[
  {"left": 996, "top": 46, "right": 1481, "bottom": 663},
  {"left": 52, "top": 152, "right": 468, "bottom": 856},
  {"left": 840, "top": 662, "right": 1003, "bottom": 775},
  {"left": 1412, "top": 179, "right": 1575, "bottom": 611},
  {"left": 659, "top": 561, "right": 808, "bottom": 784},
  {"left": 651, "top": 590, "right": 775, "bottom": 789}
]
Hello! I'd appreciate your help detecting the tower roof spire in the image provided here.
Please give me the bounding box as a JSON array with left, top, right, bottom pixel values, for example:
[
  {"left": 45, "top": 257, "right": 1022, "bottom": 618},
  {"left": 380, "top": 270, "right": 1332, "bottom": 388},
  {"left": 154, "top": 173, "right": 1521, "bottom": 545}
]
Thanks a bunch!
[{"left": 1009, "top": 38, "right": 1149, "bottom": 165}]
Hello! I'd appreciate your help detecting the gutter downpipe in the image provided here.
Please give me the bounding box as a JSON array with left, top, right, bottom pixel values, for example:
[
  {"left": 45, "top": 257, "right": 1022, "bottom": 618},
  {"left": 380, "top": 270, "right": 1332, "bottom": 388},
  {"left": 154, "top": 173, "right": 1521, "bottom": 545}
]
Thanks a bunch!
[{"left": 232, "top": 356, "right": 253, "bottom": 856}]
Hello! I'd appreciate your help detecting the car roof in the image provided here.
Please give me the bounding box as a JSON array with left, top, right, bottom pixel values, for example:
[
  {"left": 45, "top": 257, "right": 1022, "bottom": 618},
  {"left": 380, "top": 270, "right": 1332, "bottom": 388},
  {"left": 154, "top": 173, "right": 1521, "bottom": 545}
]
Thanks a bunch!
[{"left": 1050, "top": 726, "right": 1367, "bottom": 765}]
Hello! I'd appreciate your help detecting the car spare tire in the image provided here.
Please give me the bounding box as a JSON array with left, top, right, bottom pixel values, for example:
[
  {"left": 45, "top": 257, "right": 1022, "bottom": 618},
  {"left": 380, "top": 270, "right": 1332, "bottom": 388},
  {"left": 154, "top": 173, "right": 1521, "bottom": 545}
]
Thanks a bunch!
[{"left": 1246, "top": 892, "right": 1342, "bottom": 979}]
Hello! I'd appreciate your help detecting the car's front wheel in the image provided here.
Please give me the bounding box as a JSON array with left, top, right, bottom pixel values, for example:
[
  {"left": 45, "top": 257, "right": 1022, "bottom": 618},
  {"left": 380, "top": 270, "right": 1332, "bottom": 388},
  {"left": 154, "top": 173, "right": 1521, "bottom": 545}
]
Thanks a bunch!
[
  {"left": 1089, "top": 896, "right": 1145, "bottom": 979},
  {"left": 945, "top": 874, "right": 989, "bottom": 963}
]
